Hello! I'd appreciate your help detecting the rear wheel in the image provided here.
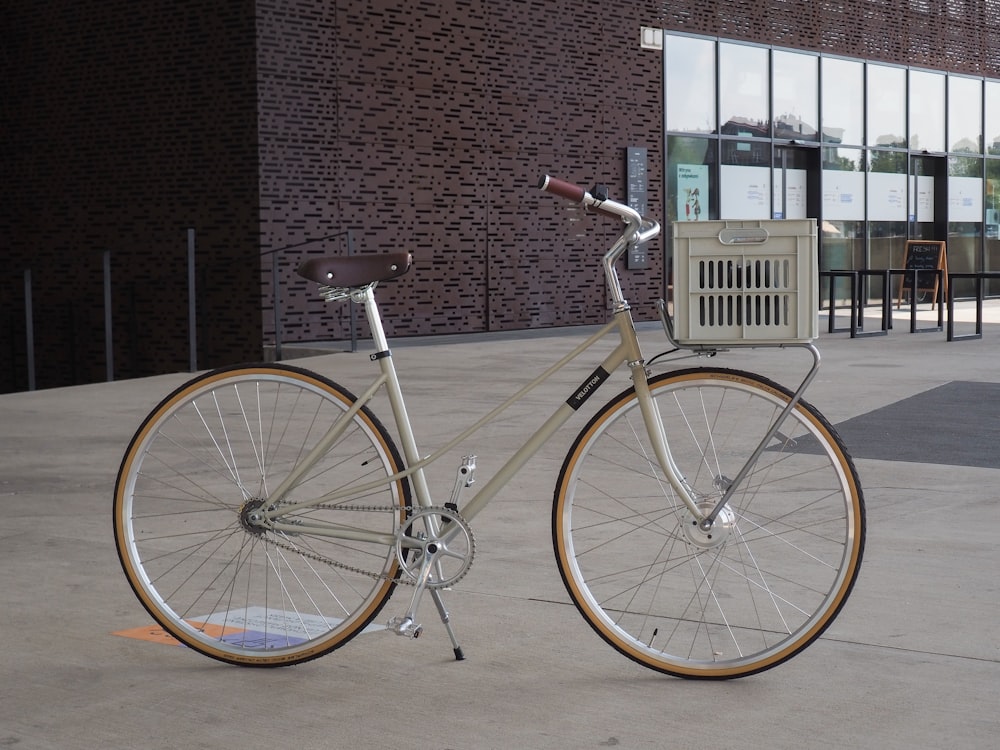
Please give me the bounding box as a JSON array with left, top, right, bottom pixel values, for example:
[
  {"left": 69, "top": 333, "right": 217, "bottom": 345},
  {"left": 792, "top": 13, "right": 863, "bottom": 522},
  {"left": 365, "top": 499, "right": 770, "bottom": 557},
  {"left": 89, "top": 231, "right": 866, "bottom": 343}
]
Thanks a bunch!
[
  {"left": 114, "top": 364, "right": 409, "bottom": 666},
  {"left": 553, "top": 367, "right": 865, "bottom": 679}
]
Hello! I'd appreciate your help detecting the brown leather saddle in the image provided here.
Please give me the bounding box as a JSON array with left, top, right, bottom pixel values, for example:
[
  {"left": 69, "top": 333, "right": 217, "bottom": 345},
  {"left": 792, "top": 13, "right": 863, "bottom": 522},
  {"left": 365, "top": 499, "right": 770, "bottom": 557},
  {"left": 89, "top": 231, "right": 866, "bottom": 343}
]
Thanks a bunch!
[{"left": 297, "top": 252, "right": 412, "bottom": 288}]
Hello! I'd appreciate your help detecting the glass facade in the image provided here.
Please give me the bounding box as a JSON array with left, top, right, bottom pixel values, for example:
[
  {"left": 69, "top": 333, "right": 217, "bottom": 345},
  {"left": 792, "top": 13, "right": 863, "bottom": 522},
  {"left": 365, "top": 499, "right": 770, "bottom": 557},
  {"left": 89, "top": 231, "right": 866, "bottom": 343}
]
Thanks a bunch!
[
  {"left": 773, "top": 50, "right": 818, "bottom": 142},
  {"left": 821, "top": 57, "right": 863, "bottom": 146},
  {"left": 719, "top": 42, "right": 770, "bottom": 137},
  {"left": 908, "top": 69, "right": 945, "bottom": 153},
  {"left": 664, "top": 33, "right": 1000, "bottom": 298}
]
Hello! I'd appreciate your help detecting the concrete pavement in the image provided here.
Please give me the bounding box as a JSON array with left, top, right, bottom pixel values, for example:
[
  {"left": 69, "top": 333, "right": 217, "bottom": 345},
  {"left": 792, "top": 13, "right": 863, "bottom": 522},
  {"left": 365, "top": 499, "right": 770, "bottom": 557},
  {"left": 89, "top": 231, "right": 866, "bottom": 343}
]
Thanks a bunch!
[{"left": 2, "top": 302, "right": 1000, "bottom": 749}]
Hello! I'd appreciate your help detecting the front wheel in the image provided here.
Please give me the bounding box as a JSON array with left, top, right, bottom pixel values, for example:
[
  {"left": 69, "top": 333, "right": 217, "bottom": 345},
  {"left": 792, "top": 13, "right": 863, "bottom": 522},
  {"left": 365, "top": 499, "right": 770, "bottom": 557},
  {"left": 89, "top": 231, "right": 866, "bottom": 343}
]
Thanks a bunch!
[
  {"left": 113, "top": 364, "right": 410, "bottom": 666},
  {"left": 553, "top": 367, "right": 865, "bottom": 679}
]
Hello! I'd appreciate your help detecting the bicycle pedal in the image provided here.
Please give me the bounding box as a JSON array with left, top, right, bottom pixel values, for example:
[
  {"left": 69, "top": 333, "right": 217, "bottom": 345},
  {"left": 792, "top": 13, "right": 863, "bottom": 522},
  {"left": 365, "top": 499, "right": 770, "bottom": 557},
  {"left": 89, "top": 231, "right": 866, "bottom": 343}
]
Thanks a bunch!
[{"left": 386, "top": 615, "right": 423, "bottom": 639}]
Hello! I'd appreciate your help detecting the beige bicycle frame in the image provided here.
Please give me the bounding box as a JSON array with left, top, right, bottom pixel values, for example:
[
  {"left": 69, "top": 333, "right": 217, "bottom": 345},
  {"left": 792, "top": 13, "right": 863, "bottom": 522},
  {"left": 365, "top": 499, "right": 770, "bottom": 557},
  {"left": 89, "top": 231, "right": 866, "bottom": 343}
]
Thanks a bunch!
[
  {"left": 264, "top": 292, "right": 700, "bottom": 546},
  {"left": 264, "top": 201, "right": 702, "bottom": 544}
]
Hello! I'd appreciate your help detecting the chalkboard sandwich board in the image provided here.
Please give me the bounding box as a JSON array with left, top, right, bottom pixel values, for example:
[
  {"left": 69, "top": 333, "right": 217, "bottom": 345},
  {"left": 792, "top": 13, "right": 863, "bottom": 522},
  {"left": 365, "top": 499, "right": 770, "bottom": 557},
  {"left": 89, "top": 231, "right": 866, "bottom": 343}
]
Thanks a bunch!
[{"left": 897, "top": 240, "right": 947, "bottom": 309}]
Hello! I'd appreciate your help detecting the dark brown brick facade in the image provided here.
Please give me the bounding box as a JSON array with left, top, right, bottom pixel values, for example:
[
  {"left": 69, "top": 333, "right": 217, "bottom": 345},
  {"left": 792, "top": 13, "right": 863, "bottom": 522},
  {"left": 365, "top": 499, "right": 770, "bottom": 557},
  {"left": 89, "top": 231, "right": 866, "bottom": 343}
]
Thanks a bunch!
[
  {"left": 4, "top": 1, "right": 259, "bottom": 391},
  {"left": 5, "top": 1, "right": 1000, "bottom": 391},
  {"left": 258, "top": 0, "right": 666, "bottom": 349}
]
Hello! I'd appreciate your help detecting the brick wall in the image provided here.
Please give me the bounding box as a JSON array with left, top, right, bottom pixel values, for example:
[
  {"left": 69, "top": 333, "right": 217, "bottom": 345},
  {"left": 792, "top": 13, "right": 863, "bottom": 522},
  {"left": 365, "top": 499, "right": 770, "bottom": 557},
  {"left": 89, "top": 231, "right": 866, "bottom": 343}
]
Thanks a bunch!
[
  {"left": 659, "top": 0, "right": 1000, "bottom": 76},
  {"left": 3, "top": 1, "right": 259, "bottom": 392},
  {"left": 258, "top": 0, "right": 666, "bottom": 347},
  {"left": 6, "top": 1, "right": 1000, "bottom": 391}
]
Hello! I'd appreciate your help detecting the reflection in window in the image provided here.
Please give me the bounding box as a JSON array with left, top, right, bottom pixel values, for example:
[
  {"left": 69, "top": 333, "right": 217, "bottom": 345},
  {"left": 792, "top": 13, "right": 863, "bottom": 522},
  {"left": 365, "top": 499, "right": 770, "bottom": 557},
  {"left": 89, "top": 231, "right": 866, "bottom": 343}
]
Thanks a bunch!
[
  {"left": 772, "top": 50, "right": 818, "bottom": 141},
  {"left": 984, "top": 81, "right": 1000, "bottom": 155},
  {"left": 667, "top": 136, "right": 716, "bottom": 223},
  {"left": 665, "top": 35, "right": 716, "bottom": 134},
  {"left": 822, "top": 147, "right": 864, "bottom": 172},
  {"left": 867, "top": 65, "right": 906, "bottom": 148},
  {"left": 721, "top": 139, "right": 770, "bottom": 167},
  {"left": 868, "top": 149, "right": 908, "bottom": 174},
  {"left": 908, "top": 69, "right": 945, "bottom": 152},
  {"left": 719, "top": 42, "right": 769, "bottom": 137},
  {"left": 948, "top": 76, "right": 982, "bottom": 153},
  {"left": 821, "top": 57, "right": 863, "bottom": 145}
]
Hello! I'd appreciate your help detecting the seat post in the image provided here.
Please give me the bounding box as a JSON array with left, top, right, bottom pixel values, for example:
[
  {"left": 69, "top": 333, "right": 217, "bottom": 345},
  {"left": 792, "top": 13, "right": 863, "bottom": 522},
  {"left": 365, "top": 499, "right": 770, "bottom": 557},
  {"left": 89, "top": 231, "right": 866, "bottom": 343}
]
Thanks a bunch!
[
  {"left": 358, "top": 286, "right": 435, "bottom": 510},
  {"left": 359, "top": 285, "right": 391, "bottom": 354}
]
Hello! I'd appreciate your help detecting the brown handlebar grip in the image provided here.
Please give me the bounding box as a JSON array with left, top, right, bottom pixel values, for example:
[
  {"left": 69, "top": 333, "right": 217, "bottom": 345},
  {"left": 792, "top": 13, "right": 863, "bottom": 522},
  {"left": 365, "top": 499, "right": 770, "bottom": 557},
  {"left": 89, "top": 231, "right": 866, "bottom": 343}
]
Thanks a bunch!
[{"left": 538, "top": 175, "right": 586, "bottom": 203}]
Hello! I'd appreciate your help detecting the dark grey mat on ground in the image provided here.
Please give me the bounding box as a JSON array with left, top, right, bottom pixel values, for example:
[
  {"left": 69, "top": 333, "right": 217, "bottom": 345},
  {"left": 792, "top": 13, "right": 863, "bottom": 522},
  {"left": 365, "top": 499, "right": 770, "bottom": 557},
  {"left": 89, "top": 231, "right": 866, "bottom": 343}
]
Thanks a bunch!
[{"left": 829, "top": 381, "right": 1000, "bottom": 468}]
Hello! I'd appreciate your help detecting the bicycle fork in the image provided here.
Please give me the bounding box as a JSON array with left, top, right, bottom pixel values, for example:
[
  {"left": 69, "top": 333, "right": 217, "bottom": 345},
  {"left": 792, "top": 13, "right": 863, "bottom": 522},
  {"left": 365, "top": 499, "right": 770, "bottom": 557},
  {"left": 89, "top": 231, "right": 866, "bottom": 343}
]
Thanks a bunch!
[{"left": 632, "top": 340, "right": 824, "bottom": 531}]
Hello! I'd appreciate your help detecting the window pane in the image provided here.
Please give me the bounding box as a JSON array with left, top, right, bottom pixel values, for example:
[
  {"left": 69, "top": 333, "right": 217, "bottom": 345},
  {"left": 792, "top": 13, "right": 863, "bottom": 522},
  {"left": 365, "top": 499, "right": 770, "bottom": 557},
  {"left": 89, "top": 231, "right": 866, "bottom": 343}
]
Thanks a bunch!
[
  {"left": 821, "top": 57, "right": 864, "bottom": 145},
  {"left": 667, "top": 136, "right": 716, "bottom": 223},
  {"left": 665, "top": 35, "right": 716, "bottom": 133},
  {"left": 720, "top": 43, "right": 769, "bottom": 137},
  {"left": 721, "top": 139, "right": 770, "bottom": 218},
  {"left": 773, "top": 50, "right": 818, "bottom": 141},
  {"left": 949, "top": 156, "right": 983, "bottom": 222},
  {"left": 867, "top": 65, "right": 906, "bottom": 148},
  {"left": 909, "top": 69, "right": 945, "bottom": 152},
  {"left": 948, "top": 76, "right": 982, "bottom": 153},
  {"left": 986, "top": 159, "right": 1000, "bottom": 294},
  {"left": 820, "top": 220, "right": 865, "bottom": 307},
  {"left": 773, "top": 147, "right": 810, "bottom": 219},
  {"left": 868, "top": 150, "right": 907, "bottom": 222},
  {"left": 822, "top": 148, "right": 865, "bottom": 221},
  {"left": 948, "top": 157, "right": 982, "bottom": 293},
  {"left": 984, "top": 81, "right": 1000, "bottom": 155},
  {"left": 910, "top": 155, "right": 937, "bottom": 225},
  {"left": 869, "top": 221, "right": 907, "bottom": 270}
]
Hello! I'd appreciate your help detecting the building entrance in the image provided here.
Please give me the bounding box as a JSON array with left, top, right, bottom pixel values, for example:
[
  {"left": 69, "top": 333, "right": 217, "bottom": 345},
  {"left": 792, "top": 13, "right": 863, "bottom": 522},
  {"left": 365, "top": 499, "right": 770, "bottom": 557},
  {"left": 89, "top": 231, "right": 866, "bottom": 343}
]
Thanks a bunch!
[{"left": 773, "top": 145, "right": 820, "bottom": 221}]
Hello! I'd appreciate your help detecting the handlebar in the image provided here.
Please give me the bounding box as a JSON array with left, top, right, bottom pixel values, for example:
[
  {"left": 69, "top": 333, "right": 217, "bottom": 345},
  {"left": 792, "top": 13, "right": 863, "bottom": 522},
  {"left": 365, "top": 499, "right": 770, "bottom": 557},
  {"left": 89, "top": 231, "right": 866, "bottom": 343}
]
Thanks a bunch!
[
  {"left": 538, "top": 174, "right": 661, "bottom": 309},
  {"left": 537, "top": 175, "right": 587, "bottom": 203},
  {"left": 538, "top": 174, "right": 660, "bottom": 246}
]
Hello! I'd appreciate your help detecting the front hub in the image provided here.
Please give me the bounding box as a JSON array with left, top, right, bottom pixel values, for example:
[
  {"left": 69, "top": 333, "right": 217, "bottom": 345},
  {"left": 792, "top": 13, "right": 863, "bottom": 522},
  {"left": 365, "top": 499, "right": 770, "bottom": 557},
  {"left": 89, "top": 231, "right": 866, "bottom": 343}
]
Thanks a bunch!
[{"left": 682, "top": 500, "right": 735, "bottom": 549}]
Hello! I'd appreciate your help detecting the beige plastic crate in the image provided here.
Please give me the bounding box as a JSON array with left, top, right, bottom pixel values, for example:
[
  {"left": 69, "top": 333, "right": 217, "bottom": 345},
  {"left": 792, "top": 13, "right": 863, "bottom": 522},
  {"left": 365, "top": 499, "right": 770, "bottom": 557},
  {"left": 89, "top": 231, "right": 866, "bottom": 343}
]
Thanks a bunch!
[{"left": 672, "top": 219, "right": 818, "bottom": 345}]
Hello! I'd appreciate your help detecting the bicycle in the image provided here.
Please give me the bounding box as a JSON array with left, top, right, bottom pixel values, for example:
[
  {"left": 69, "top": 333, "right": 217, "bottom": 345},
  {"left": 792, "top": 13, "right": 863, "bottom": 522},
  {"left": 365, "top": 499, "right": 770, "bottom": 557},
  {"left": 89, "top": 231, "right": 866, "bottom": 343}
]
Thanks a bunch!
[{"left": 113, "top": 176, "right": 865, "bottom": 679}]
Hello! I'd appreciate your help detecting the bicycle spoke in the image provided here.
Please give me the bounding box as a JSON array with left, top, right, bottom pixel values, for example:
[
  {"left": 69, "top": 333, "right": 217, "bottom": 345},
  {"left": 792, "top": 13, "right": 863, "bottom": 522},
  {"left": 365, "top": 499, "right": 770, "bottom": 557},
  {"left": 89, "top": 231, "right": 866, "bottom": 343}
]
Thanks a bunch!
[
  {"left": 115, "top": 365, "right": 409, "bottom": 666},
  {"left": 555, "top": 367, "right": 864, "bottom": 678}
]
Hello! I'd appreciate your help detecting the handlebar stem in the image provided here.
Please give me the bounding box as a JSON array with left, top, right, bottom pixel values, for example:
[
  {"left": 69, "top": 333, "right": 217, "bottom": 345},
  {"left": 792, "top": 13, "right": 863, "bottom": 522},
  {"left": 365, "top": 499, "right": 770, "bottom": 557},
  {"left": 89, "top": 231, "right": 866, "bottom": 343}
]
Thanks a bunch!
[{"left": 538, "top": 174, "right": 661, "bottom": 311}]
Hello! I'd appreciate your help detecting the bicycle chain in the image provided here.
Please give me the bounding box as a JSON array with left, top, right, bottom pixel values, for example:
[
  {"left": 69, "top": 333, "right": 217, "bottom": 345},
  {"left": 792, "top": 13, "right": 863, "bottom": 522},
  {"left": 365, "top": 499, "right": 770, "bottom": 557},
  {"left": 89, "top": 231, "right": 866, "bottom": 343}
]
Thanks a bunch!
[{"left": 258, "top": 504, "right": 474, "bottom": 587}]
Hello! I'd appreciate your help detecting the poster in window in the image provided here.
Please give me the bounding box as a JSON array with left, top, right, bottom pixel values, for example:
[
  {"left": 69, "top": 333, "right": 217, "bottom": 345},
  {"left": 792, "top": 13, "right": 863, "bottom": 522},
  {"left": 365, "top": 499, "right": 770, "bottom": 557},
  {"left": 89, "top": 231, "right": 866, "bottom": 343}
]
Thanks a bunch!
[
  {"left": 867, "top": 171, "right": 907, "bottom": 221},
  {"left": 914, "top": 175, "right": 934, "bottom": 223},
  {"left": 676, "top": 164, "right": 709, "bottom": 221},
  {"left": 773, "top": 168, "right": 807, "bottom": 219},
  {"left": 720, "top": 165, "right": 770, "bottom": 219},
  {"left": 822, "top": 170, "right": 865, "bottom": 220},
  {"left": 948, "top": 176, "right": 983, "bottom": 222}
]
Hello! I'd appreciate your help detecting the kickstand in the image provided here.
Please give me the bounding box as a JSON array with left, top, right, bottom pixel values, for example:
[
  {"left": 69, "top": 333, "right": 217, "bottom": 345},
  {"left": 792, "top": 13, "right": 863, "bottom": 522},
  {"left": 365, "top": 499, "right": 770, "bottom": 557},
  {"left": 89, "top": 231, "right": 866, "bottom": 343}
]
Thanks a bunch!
[{"left": 430, "top": 588, "right": 465, "bottom": 661}]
